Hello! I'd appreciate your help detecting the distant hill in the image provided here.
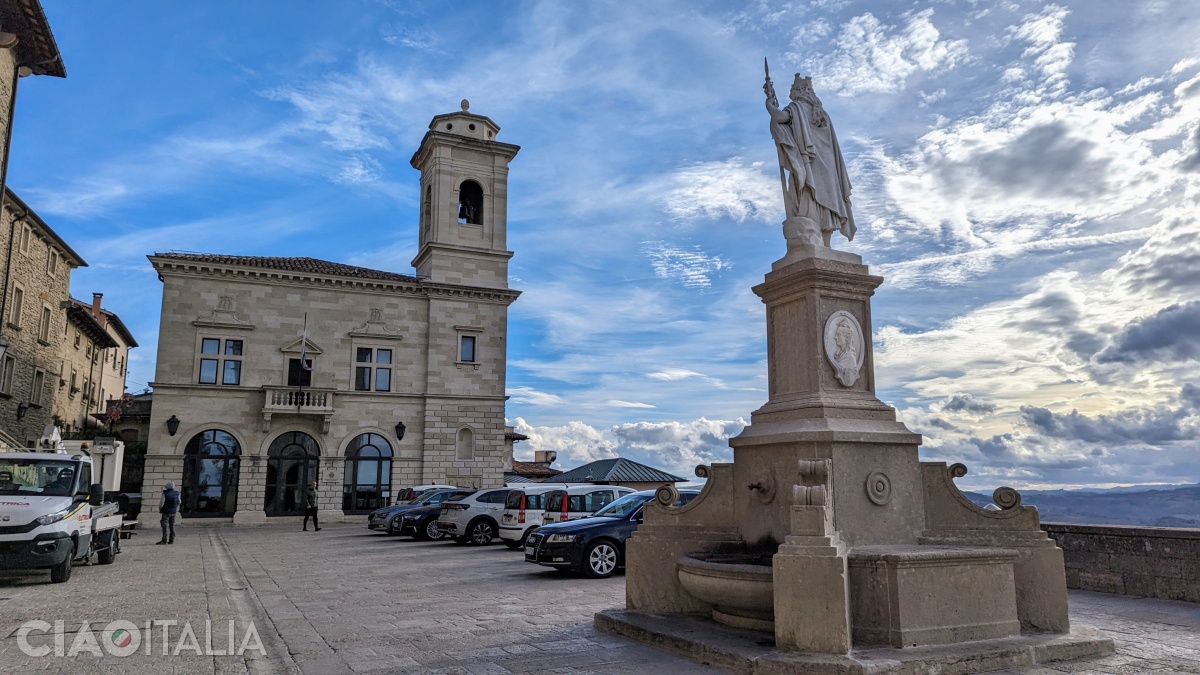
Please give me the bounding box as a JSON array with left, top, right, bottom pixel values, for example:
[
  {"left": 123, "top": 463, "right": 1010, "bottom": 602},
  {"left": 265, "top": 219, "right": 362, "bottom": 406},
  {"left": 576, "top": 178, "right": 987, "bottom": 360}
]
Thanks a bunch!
[{"left": 962, "top": 485, "right": 1200, "bottom": 528}]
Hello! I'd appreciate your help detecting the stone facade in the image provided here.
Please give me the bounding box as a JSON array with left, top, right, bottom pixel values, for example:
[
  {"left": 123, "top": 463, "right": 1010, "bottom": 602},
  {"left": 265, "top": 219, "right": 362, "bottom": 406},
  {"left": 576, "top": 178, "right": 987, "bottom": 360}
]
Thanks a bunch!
[
  {"left": 143, "top": 105, "right": 520, "bottom": 525},
  {"left": 0, "top": 190, "right": 85, "bottom": 445},
  {"left": 53, "top": 294, "right": 136, "bottom": 432}
]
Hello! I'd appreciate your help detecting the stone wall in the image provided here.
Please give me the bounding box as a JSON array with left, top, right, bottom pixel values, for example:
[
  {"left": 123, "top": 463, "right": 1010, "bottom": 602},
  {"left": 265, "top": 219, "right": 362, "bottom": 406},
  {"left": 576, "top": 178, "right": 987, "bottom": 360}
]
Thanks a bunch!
[{"left": 1042, "top": 523, "right": 1200, "bottom": 603}]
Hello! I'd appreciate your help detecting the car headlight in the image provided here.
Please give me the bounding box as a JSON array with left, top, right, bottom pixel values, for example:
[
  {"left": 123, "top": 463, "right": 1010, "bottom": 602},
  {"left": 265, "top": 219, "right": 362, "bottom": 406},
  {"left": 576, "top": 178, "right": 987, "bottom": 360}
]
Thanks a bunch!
[
  {"left": 546, "top": 534, "right": 578, "bottom": 543},
  {"left": 35, "top": 509, "right": 70, "bottom": 526},
  {"left": 403, "top": 514, "right": 420, "bottom": 521}
]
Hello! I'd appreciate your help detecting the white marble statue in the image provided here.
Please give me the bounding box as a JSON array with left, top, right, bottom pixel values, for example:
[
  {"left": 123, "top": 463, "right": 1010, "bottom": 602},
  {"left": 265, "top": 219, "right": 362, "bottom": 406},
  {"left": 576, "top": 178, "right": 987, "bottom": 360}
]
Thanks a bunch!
[{"left": 764, "top": 62, "right": 856, "bottom": 248}]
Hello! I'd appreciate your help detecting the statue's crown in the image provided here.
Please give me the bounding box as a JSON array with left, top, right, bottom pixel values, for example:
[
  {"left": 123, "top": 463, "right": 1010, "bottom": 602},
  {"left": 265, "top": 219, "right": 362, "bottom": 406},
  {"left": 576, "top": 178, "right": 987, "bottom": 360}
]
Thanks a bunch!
[{"left": 793, "top": 74, "right": 813, "bottom": 90}]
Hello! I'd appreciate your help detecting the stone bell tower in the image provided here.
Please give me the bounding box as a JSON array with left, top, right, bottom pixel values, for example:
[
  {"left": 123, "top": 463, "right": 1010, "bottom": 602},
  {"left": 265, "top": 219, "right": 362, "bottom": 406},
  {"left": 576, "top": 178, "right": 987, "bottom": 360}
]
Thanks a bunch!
[{"left": 410, "top": 99, "right": 520, "bottom": 289}]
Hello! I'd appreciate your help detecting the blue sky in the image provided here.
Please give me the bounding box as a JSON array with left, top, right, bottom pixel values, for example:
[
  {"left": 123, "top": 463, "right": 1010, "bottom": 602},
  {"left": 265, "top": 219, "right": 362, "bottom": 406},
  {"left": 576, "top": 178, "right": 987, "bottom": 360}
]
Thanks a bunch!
[{"left": 14, "top": 1, "right": 1200, "bottom": 489}]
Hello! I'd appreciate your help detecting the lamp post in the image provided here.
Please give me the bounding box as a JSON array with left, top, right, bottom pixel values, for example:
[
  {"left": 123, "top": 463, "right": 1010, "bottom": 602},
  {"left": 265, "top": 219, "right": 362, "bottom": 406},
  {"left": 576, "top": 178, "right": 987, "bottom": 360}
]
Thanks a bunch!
[
  {"left": 394, "top": 420, "right": 406, "bottom": 441},
  {"left": 166, "top": 414, "right": 180, "bottom": 436}
]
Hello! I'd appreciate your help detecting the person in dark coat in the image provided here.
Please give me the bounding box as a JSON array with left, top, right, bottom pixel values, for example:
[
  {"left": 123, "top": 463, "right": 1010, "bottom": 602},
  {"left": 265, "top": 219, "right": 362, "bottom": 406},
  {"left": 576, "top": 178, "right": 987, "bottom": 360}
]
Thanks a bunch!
[
  {"left": 303, "top": 480, "right": 320, "bottom": 532},
  {"left": 157, "top": 481, "right": 180, "bottom": 545}
]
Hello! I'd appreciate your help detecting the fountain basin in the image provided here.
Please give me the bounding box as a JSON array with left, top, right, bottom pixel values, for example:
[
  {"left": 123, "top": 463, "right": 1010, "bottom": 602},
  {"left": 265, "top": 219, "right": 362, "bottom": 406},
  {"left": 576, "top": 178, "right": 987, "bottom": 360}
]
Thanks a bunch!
[{"left": 676, "top": 552, "right": 775, "bottom": 632}]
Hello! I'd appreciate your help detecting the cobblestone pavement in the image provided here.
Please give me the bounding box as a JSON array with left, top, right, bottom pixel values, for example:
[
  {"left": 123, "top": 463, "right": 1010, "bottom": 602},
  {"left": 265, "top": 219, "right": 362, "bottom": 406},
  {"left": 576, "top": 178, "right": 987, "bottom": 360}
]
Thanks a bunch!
[{"left": 0, "top": 522, "right": 1197, "bottom": 674}]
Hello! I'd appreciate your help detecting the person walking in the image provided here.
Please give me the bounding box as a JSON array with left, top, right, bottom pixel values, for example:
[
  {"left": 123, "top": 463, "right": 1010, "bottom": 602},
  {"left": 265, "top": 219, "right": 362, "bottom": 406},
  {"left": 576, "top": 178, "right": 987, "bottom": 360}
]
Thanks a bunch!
[
  {"left": 157, "top": 481, "right": 180, "bottom": 545},
  {"left": 303, "top": 479, "right": 321, "bottom": 531}
]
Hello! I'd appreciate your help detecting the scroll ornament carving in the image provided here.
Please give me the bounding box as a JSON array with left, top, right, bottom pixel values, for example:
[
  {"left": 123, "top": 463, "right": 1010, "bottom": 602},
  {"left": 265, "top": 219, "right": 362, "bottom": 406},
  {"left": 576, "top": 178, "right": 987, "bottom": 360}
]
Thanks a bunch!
[
  {"left": 865, "top": 471, "right": 892, "bottom": 506},
  {"left": 655, "top": 484, "right": 681, "bottom": 507},
  {"left": 824, "top": 311, "right": 865, "bottom": 387},
  {"left": 948, "top": 463, "right": 968, "bottom": 479},
  {"left": 992, "top": 486, "right": 1022, "bottom": 510},
  {"left": 792, "top": 484, "right": 827, "bottom": 506},
  {"left": 694, "top": 465, "right": 711, "bottom": 479}
]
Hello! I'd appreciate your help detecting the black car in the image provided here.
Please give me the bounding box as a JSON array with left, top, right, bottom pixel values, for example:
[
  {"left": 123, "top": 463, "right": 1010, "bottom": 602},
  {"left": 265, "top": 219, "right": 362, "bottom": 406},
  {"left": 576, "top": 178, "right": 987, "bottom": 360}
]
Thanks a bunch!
[
  {"left": 367, "top": 489, "right": 471, "bottom": 535},
  {"left": 393, "top": 502, "right": 449, "bottom": 540},
  {"left": 525, "top": 488, "right": 700, "bottom": 578}
]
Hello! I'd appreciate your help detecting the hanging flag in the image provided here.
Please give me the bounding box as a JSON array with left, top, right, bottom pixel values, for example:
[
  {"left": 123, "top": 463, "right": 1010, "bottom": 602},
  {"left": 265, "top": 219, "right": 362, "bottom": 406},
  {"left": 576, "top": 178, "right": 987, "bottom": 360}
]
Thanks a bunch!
[{"left": 300, "top": 313, "right": 313, "bottom": 371}]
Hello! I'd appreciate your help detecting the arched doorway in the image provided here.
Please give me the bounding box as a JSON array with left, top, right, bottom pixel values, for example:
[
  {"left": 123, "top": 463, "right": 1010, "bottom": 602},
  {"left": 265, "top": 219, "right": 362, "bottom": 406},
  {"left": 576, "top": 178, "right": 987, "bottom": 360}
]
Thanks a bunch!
[
  {"left": 181, "top": 430, "right": 241, "bottom": 518},
  {"left": 264, "top": 431, "right": 320, "bottom": 517},
  {"left": 342, "top": 433, "right": 393, "bottom": 514}
]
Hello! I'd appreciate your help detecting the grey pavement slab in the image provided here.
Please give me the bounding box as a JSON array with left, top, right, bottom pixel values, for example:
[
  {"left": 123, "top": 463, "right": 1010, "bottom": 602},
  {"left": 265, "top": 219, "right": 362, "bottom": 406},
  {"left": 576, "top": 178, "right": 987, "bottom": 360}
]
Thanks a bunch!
[{"left": 0, "top": 522, "right": 1196, "bottom": 673}]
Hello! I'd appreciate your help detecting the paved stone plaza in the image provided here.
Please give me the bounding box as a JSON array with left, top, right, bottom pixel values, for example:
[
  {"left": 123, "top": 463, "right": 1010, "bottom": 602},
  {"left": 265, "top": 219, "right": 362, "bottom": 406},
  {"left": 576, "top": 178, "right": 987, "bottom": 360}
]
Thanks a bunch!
[{"left": 0, "top": 523, "right": 1196, "bottom": 674}]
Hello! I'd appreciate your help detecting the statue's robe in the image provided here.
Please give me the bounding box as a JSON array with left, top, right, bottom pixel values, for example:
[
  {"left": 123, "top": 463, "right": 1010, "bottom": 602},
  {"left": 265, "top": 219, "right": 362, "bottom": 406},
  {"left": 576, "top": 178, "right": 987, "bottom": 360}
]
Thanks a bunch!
[{"left": 770, "top": 99, "right": 856, "bottom": 241}]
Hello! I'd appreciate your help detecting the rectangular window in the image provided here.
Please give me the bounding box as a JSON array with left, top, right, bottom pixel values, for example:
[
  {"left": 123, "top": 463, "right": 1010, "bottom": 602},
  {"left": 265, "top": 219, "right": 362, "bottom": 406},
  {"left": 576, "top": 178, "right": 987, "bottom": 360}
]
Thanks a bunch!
[
  {"left": 47, "top": 250, "right": 59, "bottom": 277},
  {"left": 70, "top": 370, "right": 78, "bottom": 396},
  {"left": 86, "top": 343, "right": 92, "bottom": 359},
  {"left": 74, "top": 331, "right": 81, "bottom": 349},
  {"left": 460, "top": 335, "right": 476, "bottom": 363},
  {"left": 18, "top": 224, "right": 30, "bottom": 255},
  {"left": 38, "top": 306, "right": 52, "bottom": 343},
  {"left": 31, "top": 370, "right": 45, "bottom": 406},
  {"left": 354, "top": 347, "right": 392, "bottom": 392},
  {"left": 0, "top": 355, "right": 13, "bottom": 394},
  {"left": 287, "top": 358, "right": 312, "bottom": 387},
  {"left": 8, "top": 286, "right": 23, "bottom": 327},
  {"left": 198, "top": 337, "right": 244, "bottom": 386}
]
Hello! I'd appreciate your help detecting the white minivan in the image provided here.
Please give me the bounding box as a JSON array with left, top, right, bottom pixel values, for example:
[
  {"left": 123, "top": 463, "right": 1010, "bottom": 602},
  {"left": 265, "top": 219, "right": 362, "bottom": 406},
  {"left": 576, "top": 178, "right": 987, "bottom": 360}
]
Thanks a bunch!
[
  {"left": 542, "top": 485, "right": 635, "bottom": 525},
  {"left": 498, "top": 485, "right": 561, "bottom": 549}
]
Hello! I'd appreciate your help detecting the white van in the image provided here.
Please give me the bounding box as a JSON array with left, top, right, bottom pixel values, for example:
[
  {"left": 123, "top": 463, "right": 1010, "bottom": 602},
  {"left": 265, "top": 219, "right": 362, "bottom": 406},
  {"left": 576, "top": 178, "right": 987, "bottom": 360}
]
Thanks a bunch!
[
  {"left": 498, "top": 485, "right": 561, "bottom": 549},
  {"left": 542, "top": 485, "right": 635, "bottom": 525}
]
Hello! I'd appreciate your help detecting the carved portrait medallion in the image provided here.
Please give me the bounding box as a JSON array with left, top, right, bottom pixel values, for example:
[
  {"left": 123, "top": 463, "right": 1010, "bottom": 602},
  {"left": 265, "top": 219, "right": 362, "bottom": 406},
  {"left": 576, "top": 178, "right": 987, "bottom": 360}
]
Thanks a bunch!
[{"left": 823, "top": 310, "right": 865, "bottom": 387}]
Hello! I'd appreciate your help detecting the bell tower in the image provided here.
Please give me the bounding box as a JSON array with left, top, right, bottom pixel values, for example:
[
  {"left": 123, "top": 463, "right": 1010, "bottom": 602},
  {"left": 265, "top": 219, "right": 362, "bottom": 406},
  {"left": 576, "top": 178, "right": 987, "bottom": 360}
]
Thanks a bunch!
[{"left": 410, "top": 100, "right": 520, "bottom": 289}]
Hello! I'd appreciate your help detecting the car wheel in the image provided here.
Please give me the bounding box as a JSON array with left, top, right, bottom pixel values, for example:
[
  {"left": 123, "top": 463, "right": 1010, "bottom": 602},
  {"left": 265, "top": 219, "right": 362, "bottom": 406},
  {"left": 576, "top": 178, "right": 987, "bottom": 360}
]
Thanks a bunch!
[
  {"left": 419, "top": 518, "right": 444, "bottom": 541},
  {"left": 97, "top": 531, "right": 116, "bottom": 565},
  {"left": 584, "top": 540, "right": 620, "bottom": 579},
  {"left": 467, "top": 519, "right": 495, "bottom": 546},
  {"left": 50, "top": 543, "right": 74, "bottom": 583},
  {"left": 386, "top": 516, "right": 402, "bottom": 536}
]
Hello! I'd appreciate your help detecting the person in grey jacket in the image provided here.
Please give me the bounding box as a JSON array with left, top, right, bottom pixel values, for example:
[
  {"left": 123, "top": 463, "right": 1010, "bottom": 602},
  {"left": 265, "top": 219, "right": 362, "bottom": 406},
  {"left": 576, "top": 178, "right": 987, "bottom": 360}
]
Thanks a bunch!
[
  {"left": 303, "top": 480, "right": 320, "bottom": 531},
  {"left": 157, "top": 481, "right": 180, "bottom": 545}
]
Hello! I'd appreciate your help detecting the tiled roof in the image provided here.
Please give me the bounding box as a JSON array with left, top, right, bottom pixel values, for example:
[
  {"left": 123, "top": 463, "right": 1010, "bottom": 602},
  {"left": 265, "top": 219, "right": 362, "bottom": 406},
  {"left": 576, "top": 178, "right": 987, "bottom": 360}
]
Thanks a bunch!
[
  {"left": 549, "top": 458, "right": 685, "bottom": 484},
  {"left": 152, "top": 253, "right": 420, "bottom": 284},
  {"left": 505, "top": 431, "right": 530, "bottom": 441},
  {"left": 511, "top": 460, "right": 562, "bottom": 478},
  {"left": 503, "top": 473, "right": 539, "bottom": 484},
  {"left": 0, "top": 0, "right": 66, "bottom": 78}
]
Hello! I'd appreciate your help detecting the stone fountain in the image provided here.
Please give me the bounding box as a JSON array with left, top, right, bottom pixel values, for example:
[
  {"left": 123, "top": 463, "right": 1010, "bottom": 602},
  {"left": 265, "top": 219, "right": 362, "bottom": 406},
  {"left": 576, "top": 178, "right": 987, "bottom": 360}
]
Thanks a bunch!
[{"left": 595, "top": 69, "right": 1116, "bottom": 673}]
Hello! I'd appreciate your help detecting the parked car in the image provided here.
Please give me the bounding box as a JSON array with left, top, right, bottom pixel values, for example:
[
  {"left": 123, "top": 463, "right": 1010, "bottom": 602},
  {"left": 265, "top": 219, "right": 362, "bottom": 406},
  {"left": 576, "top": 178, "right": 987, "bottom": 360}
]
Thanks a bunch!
[
  {"left": 525, "top": 488, "right": 701, "bottom": 578},
  {"left": 395, "top": 484, "right": 461, "bottom": 504},
  {"left": 498, "top": 485, "right": 561, "bottom": 549},
  {"left": 541, "top": 485, "right": 635, "bottom": 525},
  {"left": 437, "top": 487, "right": 512, "bottom": 545},
  {"left": 368, "top": 489, "right": 472, "bottom": 535},
  {"left": 392, "top": 502, "right": 450, "bottom": 540}
]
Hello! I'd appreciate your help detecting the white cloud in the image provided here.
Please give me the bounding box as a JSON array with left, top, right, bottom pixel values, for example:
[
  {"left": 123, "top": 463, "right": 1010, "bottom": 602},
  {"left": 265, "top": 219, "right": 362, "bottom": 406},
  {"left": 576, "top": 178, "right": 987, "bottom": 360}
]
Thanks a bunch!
[
  {"left": 642, "top": 241, "right": 733, "bottom": 289},
  {"left": 800, "top": 9, "right": 968, "bottom": 96},
  {"left": 660, "top": 159, "right": 779, "bottom": 224},
  {"left": 646, "top": 368, "right": 705, "bottom": 381},
  {"left": 506, "top": 387, "right": 565, "bottom": 407},
  {"left": 606, "top": 400, "right": 656, "bottom": 409},
  {"left": 332, "top": 155, "right": 385, "bottom": 185}
]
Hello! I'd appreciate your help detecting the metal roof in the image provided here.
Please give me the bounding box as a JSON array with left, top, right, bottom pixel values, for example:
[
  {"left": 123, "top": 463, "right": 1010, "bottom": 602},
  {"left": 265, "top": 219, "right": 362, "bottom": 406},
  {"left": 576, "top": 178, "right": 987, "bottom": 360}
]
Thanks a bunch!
[{"left": 548, "top": 458, "right": 685, "bottom": 484}]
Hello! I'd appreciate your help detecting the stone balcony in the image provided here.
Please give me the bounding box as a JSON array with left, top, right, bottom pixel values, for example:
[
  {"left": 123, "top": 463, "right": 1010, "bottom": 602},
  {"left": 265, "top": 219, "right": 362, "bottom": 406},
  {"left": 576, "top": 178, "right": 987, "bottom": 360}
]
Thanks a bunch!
[{"left": 261, "top": 385, "right": 335, "bottom": 432}]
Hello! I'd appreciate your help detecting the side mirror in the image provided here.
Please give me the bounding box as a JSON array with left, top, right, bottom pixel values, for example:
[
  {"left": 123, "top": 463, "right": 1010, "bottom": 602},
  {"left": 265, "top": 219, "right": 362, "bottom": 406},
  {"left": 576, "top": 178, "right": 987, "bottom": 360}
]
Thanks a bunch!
[{"left": 89, "top": 483, "right": 105, "bottom": 505}]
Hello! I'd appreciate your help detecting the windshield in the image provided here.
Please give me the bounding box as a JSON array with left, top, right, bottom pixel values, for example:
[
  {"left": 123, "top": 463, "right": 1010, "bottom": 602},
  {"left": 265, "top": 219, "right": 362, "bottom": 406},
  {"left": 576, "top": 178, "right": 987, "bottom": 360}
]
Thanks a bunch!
[
  {"left": 590, "top": 493, "right": 651, "bottom": 518},
  {"left": 417, "top": 490, "right": 457, "bottom": 505},
  {"left": 0, "top": 459, "right": 80, "bottom": 497}
]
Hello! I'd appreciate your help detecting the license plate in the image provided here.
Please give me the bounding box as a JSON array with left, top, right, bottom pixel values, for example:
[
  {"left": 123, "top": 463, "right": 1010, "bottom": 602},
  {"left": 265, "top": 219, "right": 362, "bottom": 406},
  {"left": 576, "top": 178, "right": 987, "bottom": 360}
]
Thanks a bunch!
[
  {"left": 525, "top": 546, "right": 535, "bottom": 556},
  {"left": 502, "top": 515, "right": 513, "bottom": 523}
]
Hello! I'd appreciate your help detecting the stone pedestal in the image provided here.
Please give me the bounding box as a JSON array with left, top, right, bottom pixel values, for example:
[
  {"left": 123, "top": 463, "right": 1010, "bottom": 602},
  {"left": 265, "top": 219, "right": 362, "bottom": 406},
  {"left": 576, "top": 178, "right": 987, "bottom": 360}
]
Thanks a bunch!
[{"left": 608, "top": 246, "right": 1103, "bottom": 669}]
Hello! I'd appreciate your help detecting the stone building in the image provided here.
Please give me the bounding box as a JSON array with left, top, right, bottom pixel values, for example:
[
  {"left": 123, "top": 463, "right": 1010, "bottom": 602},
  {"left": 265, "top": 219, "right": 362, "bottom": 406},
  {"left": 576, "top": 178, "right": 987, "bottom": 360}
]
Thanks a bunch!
[
  {"left": 143, "top": 104, "right": 520, "bottom": 525},
  {"left": 0, "top": 189, "right": 85, "bottom": 446},
  {"left": 54, "top": 293, "right": 138, "bottom": 433},
  {"left": 0, "top": 0, "right": 66, "bottom": 447}
]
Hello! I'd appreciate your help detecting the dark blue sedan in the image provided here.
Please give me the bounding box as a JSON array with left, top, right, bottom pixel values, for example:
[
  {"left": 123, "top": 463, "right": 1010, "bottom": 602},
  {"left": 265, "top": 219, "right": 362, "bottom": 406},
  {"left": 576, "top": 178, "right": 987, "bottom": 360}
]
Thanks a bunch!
[
  {"left": 368, "top": 489, "right": 471, "bottom": 535},
  {"left": 525, "top": 488, "right": 700, "bottom": 578}
]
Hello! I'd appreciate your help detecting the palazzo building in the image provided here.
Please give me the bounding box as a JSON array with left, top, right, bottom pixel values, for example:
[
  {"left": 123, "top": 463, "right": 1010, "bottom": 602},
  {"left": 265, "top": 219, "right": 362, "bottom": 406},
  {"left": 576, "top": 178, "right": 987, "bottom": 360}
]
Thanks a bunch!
[{"left": 143, "top": 104, "right": 521, "bottom": 524}]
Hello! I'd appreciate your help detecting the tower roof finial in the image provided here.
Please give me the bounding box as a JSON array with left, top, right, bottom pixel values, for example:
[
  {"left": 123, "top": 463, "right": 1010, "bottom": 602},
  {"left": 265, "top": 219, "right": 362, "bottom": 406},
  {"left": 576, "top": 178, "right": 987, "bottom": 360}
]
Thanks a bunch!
[{"left": 461, "top": 99, "right": 470, "bottom": 112}]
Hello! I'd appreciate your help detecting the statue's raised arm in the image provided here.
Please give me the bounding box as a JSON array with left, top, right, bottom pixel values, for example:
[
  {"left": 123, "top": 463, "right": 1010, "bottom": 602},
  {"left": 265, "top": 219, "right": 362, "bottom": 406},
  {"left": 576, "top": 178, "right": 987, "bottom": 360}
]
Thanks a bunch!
[{"left": 764, "top": 67, "right": 856, "bottom": 250}]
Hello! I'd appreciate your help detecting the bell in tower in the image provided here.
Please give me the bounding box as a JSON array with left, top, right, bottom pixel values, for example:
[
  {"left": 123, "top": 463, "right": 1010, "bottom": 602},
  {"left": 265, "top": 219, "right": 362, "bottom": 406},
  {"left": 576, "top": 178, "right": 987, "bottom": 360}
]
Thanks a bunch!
[{"left": 410, "top": 99, "right": 520, "bottom": 289}]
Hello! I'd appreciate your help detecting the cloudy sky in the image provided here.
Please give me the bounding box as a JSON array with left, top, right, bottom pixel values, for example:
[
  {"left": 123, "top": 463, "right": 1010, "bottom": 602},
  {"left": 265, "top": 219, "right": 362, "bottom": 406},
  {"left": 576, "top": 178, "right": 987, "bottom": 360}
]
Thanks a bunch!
[{"left": 15, "top": 1, "right": 1200, "bottom": 489}]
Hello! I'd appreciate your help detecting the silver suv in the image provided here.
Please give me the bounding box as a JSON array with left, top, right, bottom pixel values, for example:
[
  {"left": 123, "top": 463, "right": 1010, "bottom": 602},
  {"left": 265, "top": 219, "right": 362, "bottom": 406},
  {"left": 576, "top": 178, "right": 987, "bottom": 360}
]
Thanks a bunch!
[{"left": 436, "top": 488, "right": 512, "bottom": 545}]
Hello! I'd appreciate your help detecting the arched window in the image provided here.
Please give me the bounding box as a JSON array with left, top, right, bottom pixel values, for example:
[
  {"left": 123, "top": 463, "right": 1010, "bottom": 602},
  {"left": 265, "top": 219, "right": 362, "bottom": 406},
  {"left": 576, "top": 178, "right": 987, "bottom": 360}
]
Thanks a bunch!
[
  {"left": 457, "top": 180, "right": 483, "bottom": 225},
  {"left": 264, "top": 431, "right": 320, "bottom": 517},
  {"left": 182, "top": 430, "right": 240, "bottom": 518},
  {"left": 421, "top": 185, "right": 432, "bottom": 245},
  {"left": 456, "top": 427, "right": 475, "bottom": 460},
  {"left": 342, "top": 433, "right": 393, "bottom": 514}
]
